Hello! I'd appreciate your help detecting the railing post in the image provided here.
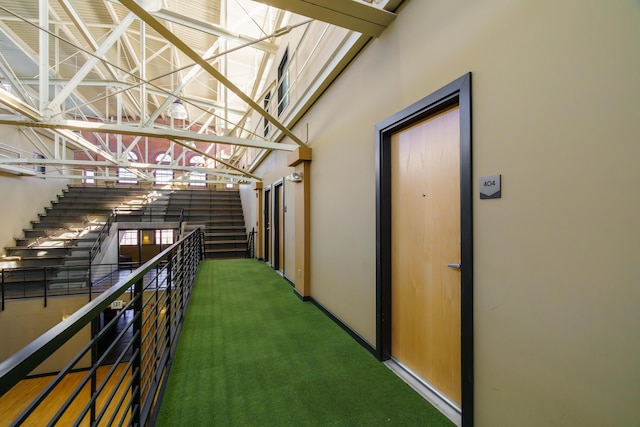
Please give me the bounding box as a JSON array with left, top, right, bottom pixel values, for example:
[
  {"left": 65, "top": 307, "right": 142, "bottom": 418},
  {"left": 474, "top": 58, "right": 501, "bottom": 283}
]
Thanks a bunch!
[
  {"left": 166, "top": 249, "right": 172, "bottom": 350},
  {"left": 90, "top": 317, "right": 98, "bottom": 424},
  {"left": 88, "top": 264, "right": 93, "bottom": 302},
  {"left": 132, "top": 276, "right": 143, "bottom": 425},
  {"left": 43, "top": 267, "right": 47, "bottom": 308},
  {"left": 1, "top": 269, "right": 5, "bottom": 311},
  {"left": 200, "top": 229, "right": 205, "bottom": 260}
]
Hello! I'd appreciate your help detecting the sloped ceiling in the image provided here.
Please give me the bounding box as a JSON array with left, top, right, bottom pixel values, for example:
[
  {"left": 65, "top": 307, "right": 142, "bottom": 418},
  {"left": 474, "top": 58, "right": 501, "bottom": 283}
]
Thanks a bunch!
[{"left": 0, "top": 0, "right": 401, "bottom": 183}]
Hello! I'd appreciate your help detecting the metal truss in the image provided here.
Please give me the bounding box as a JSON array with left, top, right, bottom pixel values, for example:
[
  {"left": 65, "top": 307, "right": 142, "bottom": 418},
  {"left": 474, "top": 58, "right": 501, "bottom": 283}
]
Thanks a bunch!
[{"left": 0, "top": 1, "right": 398, "bottom": 184}]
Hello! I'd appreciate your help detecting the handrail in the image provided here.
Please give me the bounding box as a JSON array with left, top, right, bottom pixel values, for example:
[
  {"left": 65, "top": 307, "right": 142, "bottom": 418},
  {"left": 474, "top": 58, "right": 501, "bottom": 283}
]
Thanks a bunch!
[
  {"left": 0, "top": 228, "right": 203, "bottom": 425},
  {"left": 89, "top": 209, "right": 116, "bottom": 263},
  {"left": 177, "top": 208, "right": 184, "bottom": 238},
  {"left": 246, "top": 227, "right": 256, "bottom": 258},
  {"left": 0, "top": 262, "right": 144, "bottom": 309}
]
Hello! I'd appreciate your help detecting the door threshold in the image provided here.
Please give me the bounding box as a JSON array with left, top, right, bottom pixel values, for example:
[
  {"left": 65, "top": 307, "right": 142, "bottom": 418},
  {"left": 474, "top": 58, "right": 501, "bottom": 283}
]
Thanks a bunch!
[{"left": 384, "top": 359, "right": 461, "bottom": 427}]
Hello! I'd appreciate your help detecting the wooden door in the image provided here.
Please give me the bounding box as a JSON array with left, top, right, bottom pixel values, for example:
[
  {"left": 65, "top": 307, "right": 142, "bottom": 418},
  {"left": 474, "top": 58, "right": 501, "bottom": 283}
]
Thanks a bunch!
[{"left": 390, "top": 106, "right": 461, "bottom": 406}]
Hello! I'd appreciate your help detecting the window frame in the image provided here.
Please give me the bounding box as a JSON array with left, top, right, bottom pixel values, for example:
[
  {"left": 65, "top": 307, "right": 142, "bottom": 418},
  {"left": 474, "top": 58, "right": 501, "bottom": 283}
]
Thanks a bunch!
[{"left": 277, "top": 49, "right": 289, "bottom": 116}]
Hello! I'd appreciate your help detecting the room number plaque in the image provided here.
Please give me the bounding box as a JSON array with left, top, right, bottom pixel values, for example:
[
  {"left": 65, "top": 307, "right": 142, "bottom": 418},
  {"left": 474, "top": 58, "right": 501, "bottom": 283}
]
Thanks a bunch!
[{"left": 480, "top": 174, "right": 501, "bottom": 199}]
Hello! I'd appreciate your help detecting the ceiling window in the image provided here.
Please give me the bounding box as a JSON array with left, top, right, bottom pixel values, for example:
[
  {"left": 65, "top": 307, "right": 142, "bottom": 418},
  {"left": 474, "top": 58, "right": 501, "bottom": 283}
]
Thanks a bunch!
[
  {"left": 118, "top": 152, "right": 138, "bottom": 184},
  {"left": 189, "top": 156, "right": 206, "bottom": 187},
  {"left": 155, "top": 153, "right": 173, "bottom": 185},
  {"left": 189, "top": 172, "right": 206, "bottom": 187},
  {"left": 156, "top": 153, "right": 172, "bottom": 164},
  {"left": 155, "top": 169, "right": 173, "bottom": 185},
  {"left": 34, "top": 153, "right": 45, "bottom": 175},
  {"left": 83, "top": 169, "right": 95, "bottom": 184},
  {"left": 264, "top": 91, "right": 271, "bottom": 137},
  {"left": 277, "top": 48, "right": 289, "bottom": 116}
]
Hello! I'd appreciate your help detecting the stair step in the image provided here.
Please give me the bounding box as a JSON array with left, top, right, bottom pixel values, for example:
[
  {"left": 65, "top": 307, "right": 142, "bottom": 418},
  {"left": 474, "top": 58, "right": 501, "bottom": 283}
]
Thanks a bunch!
[
  {"left": 5, "top": 247, "right": 72, "bottom": 257},
  {"left": 6, "top": 186, "right": 246, "bottom": 290}
]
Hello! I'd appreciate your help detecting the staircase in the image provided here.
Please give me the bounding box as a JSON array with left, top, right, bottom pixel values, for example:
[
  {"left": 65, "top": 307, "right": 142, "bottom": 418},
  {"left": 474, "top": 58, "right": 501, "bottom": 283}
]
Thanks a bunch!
[
  {"left": 165, "top": 189, "right": 247, "bottom": 259},
  {"left": 1, "top": 186, "right": 247, "bottom": 295},
  {"left": 1, "top": 186, "right": 170, "bottom": 289}
]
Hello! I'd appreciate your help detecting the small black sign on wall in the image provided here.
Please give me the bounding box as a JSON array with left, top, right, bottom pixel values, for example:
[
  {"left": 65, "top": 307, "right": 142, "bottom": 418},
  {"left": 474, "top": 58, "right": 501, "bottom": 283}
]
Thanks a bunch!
[{"left": 480, "top": 174, "right": 501, "bottom": 199}]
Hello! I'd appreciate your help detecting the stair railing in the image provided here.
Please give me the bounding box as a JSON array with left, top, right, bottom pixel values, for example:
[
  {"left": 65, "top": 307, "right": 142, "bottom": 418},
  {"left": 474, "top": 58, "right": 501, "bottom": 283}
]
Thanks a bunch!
[
  {"left": 246, "top": 227, "right": 256, "bottom": 258},
  {"left": 177, "top": 208, "right": 184, "bottom": 238},
  {"left": 89, "top": 210, "right": 117, "bottom": 263}
]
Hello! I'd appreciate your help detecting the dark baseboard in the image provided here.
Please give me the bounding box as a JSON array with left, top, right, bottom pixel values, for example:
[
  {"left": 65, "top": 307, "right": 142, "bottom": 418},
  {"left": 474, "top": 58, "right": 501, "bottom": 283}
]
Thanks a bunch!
[
  {"left": 309, "top": 297, "right": 377, "bottom": 358},
  {"left": 293, "top": 288, "right": 311, "bottom": 301},
  {"left": 283, "top": 275, "right": 295, "bottom": 287}
]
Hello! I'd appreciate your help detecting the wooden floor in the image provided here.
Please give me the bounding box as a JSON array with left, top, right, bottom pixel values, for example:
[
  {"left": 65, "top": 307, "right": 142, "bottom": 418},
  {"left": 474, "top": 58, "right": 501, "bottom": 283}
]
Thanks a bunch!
[{"left": 0, "top": 364, "right": 131, "bottom": 427}]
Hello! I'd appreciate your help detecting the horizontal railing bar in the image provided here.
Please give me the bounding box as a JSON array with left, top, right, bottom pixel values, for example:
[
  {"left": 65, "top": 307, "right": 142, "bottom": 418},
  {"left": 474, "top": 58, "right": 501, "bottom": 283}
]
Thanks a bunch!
[
  {"left": 119, "top": 378, "right": 140, "bottom": 427},
  {"left": 9, "top": 301, "right": 140, "bottom": 424},
  {"left": 50, "top": 333, "right": 140, "bottom": 426},
  {"left": 78, "top": 352, "right": 137, "bottom": 427},
  {"left": 141, "top": 347, "right": 171, "bottom": 421},
  {"left": 0, "top": 228, "right": 200, "bottom": 397},
  {"left": 96, "top": 364, "right": 136, "bottom": 427}
]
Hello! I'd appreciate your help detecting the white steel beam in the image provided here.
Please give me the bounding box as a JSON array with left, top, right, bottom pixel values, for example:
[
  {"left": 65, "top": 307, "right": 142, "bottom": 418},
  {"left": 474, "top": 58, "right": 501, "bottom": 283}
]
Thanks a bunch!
[
  {"left": 0, "top": 158, "right": 257, "bottom": 182},
  {"left": 0, "top": 118, "right": 298, "bottom": 152},
  {"left": 0, "top": 53, "right": 33, "bottom": 105},
  {"left": 0, "top": 20, "right": 38, "bottom": 63},
  {"left": 119, "top": 0, "right": 306, "bottom": 147},
  {"left": 0, "top": 89, "right": 41, "bottom": 120},
  {"left": 253, "top": 0, "right": 396, "bottom": 37},
  {"left": 39, "top": 0, "right": 49, "bottom": 115},
  {"left": 57, "top": 0, "right": 140, "bottom": 115},
  {"left": 46, "top": 13, "right": 136, "bottom": 115},
  {"left": 151, "top": 9, "right": 278, "bottom": 55}
]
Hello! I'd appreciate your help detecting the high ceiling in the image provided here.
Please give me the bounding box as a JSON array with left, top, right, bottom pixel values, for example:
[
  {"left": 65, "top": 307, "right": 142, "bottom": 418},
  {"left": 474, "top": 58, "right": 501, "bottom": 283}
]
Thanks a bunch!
[{"left": 0, "top": 0, "right": 401, "bottom": 184}]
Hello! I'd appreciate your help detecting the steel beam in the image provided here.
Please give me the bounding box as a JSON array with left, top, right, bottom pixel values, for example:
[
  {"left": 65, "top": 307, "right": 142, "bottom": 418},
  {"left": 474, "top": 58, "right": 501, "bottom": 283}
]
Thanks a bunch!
[
  {"left": 46, "top": 13, "right": 136, "bottom": 115},
  {"left": 0, "top": 118, "right": 298, "bottom": 152},
  {"left": 253, "top": 0, "right": 396, "bottom": 37},
  {"left": 119, "top": 0, "right": 306, "bottom": 147}
]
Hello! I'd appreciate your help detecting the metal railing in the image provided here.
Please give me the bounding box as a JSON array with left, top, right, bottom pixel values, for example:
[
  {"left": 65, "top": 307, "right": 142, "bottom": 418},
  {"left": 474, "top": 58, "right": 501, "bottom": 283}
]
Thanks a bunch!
[
  {"left": 89, "top": 210, "right": 117, "bottom": 263},
  {"left": 1, "top": 262, "right": 153, "bottom": 311},
  {"left": 246, "top": 227, "right": 256, "bottom": 259},
  {"left": 0, "top": 228, "right": 203, "bottom": 426},
  {"left": 177, "top": 208, "right": 184, "bottom": 239}
]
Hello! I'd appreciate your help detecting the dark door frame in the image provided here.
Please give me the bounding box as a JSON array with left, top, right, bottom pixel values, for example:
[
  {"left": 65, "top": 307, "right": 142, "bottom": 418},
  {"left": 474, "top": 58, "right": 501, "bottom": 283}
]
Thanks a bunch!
[
  {"left": 272, "top": 179, "right": 284, "bottom": 271},
  {"left": 375, "top": 73, "right": 473, "bottom": 426},
  {"left": 264, "top": 185, "right": 271, "bottom": 265}
]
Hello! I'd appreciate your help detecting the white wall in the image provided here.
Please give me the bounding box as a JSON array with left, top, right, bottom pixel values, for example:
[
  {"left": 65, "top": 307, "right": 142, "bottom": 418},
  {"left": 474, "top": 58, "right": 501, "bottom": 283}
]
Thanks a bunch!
[
  {"left": 0, "top": 125, "right": 71, "bottom": 253},
  {"left": 0, "top": 175, "right": 69, "bottom": 252},
  {"left": 253, "top": 1, "right": 640, "bottom": 425}
]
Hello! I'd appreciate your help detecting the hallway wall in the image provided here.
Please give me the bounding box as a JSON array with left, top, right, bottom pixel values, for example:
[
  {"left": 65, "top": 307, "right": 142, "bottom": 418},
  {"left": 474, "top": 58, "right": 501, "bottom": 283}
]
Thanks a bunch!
[
  {"left": 250, "top": 1, "right": 640, "bottom": 425},
  {"left": 0, "top": 295, "right": 91, "bottom": 375},
  {"left": 0, "top": 125, "right": 70, "bottom": 254}
]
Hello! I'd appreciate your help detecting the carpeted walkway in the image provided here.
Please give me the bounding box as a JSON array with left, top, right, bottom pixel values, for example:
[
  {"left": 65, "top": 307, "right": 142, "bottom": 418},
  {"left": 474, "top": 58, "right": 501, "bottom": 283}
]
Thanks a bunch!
[{"left": 155, "top": 259, "right": 453, "bottom": 426}]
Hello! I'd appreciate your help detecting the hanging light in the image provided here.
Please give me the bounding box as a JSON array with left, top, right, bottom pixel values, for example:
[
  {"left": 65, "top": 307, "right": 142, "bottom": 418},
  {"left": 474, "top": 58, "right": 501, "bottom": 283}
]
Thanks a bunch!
[{"left": 166, "top": 99, "right": 188, "bottom": 120}]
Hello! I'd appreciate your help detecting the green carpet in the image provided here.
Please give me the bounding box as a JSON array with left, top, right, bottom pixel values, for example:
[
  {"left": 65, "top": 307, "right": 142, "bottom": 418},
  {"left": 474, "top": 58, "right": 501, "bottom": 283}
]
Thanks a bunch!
[{"left": 156, "top": 259, "right": 454, "bottom": 426}]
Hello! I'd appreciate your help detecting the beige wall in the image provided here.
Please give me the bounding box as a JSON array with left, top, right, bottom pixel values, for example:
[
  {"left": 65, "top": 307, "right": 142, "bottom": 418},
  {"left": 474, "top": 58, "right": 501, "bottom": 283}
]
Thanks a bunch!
[
  {"left": 252, "top": 150, "right": 298, "bottom": 281},
  {"left": 0, "top": 175, "right": 69, "bottom": 252},
  {"left": 249, "top": 0, "right": 640, "bottom": 425},
  {"left": 0, "top": 296, "right": 91, "bottom": 375},
  {"left": 0, "top": 125, "right": 70, "bottom": 253},
  {"left": 282, "top": 178, "right": 296, "bottom": 282}
]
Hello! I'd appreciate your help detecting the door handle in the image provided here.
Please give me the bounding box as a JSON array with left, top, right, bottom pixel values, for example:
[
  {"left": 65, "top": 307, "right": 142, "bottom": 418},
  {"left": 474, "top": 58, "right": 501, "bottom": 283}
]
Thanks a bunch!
[{"left": 447, "top": 263, "right": 461, "bottom": 269}]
